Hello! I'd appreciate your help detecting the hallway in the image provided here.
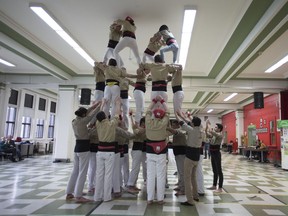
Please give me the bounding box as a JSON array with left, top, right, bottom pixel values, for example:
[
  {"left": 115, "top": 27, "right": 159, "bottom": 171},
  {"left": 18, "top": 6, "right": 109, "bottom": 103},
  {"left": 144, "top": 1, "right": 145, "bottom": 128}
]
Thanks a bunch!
[{"left": 0, "top": 151, "right": 288, "bottom": 216}]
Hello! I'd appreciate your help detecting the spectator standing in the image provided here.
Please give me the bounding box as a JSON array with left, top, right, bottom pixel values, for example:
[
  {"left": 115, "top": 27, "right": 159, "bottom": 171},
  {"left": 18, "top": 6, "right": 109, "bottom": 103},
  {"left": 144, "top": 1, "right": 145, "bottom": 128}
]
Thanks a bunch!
[{"left": 205, "top": 120, "right": 224, "bottom": 193}]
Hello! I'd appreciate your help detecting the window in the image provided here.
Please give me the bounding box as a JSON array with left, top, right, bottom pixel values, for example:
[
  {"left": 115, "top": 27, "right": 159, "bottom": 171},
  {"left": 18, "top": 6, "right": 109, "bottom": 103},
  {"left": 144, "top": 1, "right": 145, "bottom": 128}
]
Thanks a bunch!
[
  {"left": 36, "top": 119, "right": 44, "bottom": 138},
  {"left": 24, "top": 94, "right": 34, "bottom": 108},
  {"left": 50, "top": 101, "right": 56, "bottom": 113},
  {"left": 5, "top": 107, "right": 17, "bottom": 137},
  {"left": 21, "top": 117, "right": 31, "bottom": 138},
  {"left": 48, "top": 114, "right": 55, "bottom": 138},
  {"left": 8, "top": 89, "right": 18, "bottom": 105},
  {"left": 38, "top": 98, "right": 46, "bottom": 111}
]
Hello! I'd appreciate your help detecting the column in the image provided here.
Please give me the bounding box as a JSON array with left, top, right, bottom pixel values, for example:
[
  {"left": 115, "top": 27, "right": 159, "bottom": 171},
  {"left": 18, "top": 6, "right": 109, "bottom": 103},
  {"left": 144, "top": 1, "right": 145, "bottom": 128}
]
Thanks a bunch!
[
  {"left": 235, "top": 110, "right": 244, "bottom": 147},
  {"left": 53, "top": 85, "right": 78, "bottom": 162},
  {"left": 0, "top": 83, "right": 7, "bottom": 137}
]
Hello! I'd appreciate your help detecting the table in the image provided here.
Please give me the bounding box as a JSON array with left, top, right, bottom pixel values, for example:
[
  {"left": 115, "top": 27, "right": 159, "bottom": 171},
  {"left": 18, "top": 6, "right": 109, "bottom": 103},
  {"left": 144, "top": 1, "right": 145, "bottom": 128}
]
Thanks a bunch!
[{"left": 242, "top": 147, "right": 268, "bottom": 162}]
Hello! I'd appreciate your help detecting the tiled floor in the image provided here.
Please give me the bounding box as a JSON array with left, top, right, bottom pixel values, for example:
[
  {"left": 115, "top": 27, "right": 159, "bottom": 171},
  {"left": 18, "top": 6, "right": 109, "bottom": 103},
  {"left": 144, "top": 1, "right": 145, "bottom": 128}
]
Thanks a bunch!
[{"left": 0, "top": 151, "right": 288, "bottom": 216}]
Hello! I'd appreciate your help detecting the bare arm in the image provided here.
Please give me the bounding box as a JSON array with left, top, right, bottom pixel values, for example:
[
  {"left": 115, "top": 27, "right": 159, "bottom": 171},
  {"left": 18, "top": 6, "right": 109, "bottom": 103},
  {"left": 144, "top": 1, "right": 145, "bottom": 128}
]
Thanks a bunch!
[{"left": 176, "top": 111, "right": 190, "bottom": 124}]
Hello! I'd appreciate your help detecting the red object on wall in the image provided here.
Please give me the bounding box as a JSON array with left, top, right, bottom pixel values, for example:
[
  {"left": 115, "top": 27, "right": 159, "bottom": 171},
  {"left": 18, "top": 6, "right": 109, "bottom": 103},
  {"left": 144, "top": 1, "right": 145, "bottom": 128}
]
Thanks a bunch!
[
  {"left": 222, "top": 111, "right": 236, "bottom": 143},
  {"left": 233, "top": 139, "right": 238, "bottom": 153}
]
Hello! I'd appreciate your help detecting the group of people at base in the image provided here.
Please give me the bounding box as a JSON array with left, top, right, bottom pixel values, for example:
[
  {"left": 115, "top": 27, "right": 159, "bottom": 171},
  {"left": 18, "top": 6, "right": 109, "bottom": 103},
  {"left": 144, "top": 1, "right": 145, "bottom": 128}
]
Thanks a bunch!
[{"left": 65, "top": 95, "right": 224, "bottom": 206}]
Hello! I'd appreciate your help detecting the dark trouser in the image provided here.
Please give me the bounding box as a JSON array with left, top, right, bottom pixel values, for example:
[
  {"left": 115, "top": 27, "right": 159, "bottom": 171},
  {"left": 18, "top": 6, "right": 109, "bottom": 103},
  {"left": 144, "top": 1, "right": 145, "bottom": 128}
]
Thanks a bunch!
[
  {"left": 204, "top": 143, "right": 210, "bottom": 158},
  {"left": 227, "top": 145, "right": 232, "bottom": 153},
  {"left": 210, "top": 150, "right": 223, "bottom": 188},
  {"left": 4, "top": 147, "right": 21, "bottom": 161}
]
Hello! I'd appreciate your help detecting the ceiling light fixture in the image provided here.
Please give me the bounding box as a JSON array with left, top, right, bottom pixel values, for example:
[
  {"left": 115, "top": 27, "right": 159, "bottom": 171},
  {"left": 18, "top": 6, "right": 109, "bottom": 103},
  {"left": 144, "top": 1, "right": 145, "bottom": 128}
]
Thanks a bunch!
[
  {"left": 0, "top": 58, "right": 15, "bottom": 67},
  {"left": 29, "top": 4, "right": 94, "bottom": 66},
  {"left": 207, "top": 109, "right": 213, "bottom": 113},
  {"left": 224, "top": 93, "right": 238, "bottom": 102},
  {"left": 265, "top": 54, "right": 288, "bottom": 73},
  {"left": 178, "top": 8, "right": 197, "bottom": 68}
]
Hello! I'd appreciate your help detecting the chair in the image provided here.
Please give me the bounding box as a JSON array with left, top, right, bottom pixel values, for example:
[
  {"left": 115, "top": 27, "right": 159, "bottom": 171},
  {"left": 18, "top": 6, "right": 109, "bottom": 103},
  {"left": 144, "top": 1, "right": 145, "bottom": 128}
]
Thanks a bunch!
[
  {"left": 28, "top": 143, "right": 34, "bottom": 156},
  {"left": 20, "top": 144, "right": 29, "bottom": 158}
]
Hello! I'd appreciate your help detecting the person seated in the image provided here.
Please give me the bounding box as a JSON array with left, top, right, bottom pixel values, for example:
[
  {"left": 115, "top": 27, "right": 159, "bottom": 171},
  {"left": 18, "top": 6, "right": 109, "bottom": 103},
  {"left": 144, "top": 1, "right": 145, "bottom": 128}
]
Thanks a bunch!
[
  {"left": 227, "top": 140, "right": 233, "bottom": 154},
  {"left": 2, "top": 135, "right": 24, "bottom": 162},
  {"left": 256, "top": 139, "right": 268, "bottom": 162}
]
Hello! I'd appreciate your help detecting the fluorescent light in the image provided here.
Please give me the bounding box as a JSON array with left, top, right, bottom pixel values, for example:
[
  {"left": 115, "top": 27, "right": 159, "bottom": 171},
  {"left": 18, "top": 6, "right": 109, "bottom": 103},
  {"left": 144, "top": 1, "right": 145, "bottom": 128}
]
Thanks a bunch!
[
  {"left": 224, "top": 93, "right": 238, "bottom": 102},
  {"left": 178, "top": 9, "right": 197, "bottom": 68},
  {"left": 0, "top": 58, "right": 15, "bottom": 67},
  {"left": 30, "top": 4, "right": 94, "bottom": 66},
  {"left": 207, "top": 109, "right": 213, "bottom": 113},
  {"left": 265, "top": 54, "right": 288, "bottom": 73}
]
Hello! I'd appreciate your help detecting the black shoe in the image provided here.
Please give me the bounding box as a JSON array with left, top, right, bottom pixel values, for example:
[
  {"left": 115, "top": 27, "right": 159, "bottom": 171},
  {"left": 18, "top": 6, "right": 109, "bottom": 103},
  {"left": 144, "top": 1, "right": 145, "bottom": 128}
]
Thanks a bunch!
[
  {"left": 198, "top": 193, "right": 205, "bottom": 196},
  {"left": 181, "top": 201, "right": 194, "bottom": 206},
  {"left": 193, "top": 198, "right": 199, "bottom": 202}
]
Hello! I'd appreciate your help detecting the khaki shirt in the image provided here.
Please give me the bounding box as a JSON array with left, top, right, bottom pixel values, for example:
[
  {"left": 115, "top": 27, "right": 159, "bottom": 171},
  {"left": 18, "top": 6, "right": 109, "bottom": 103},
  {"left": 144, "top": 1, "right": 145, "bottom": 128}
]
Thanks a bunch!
[
  {"left": 181, "top": 124, "right": 202, "bottom": 148},
  {"left": 132, "top": 126, "right": 146, "bottom": 142},
  {"left": 72, "top": 108, "right": 98, "bottom": 140},
  {"left": 109, "top": 23, "right": 122, "bottom": 41},
  {"left": 171, "top": 68, "right": 182, "bottom": 87},
  {"left": 116, "top": 127, "right": 134, "bottom": 145},
  {"left": 89, "top": 127, "right": 99, "bottom": 143},
  {"left": 115, "top": 19, "right": 136, "bottom": 33},
  {"left": 96, "top": 116, "right": 119, "bottom": 142},
  {"left": 119, "top": 78, "right": 133, "bottom": 91},
  {"left": 208, "top": 131, "right": 223, "bottom": 146},
  {"left": 172, "top": 129, "right": 187, "bottom": 147},
  {"left": 136, "top": 69, "right": 147, "bottom": 83},
  {"left": 146, "top": 38, "right": 163, "bottom": 53},
  {"left": 94, "top": 66, "right": 105, "bottom": 83},
  {"left": 96, "top": 63, "right": 127, "bottom": 81},
  {"left": 143, "top": 63, "right": 176, "bottom": 81},
  {"left": 145, "top": 110, "right": 169, "bottom": 141}
]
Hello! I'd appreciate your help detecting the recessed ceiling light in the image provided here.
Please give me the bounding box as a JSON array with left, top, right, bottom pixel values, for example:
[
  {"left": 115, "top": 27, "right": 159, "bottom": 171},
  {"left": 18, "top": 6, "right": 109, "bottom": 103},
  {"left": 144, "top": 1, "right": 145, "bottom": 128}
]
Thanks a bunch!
[
  {"left": 0, "top": 58, "right": 15, "bottom": 67},
  {"left": 265, "top": 54, "right": 288, "bottom": 73},
  {"left": 207, "top": 109, "right": 213, "bottom": 113},
  {"left": 178, "top": 8, "right": 197, "bottom": 68},
  {"left": 30, "top": 4, "right": 94, "bottom": 66},
  {"left": 224, "top": 93, "right": 238, "bottom": 102}
]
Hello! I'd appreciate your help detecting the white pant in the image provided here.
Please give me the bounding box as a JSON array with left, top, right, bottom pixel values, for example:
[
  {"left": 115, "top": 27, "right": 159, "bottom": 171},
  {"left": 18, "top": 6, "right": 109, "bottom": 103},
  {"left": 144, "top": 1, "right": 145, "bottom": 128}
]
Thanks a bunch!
[
  {"left": 94, "top": 89, "right": 104, "bottom": 102},
  {"left": 103, "top": 85, "right": 120, "bottom": 117},
  {"left": 142, "top": 53, "right": 154, "bottom": 63},
  {"left": 133, "top": 90, "right": 145, "bottom": 123},
  {"left": 175, "top": 154, "right": 185, "bottom": 192},
  {"left": 121, "top": 98, "right": 129, "bottom": 129},
  {"left": 114, "top": 37, "right": 141, "bottom": 67},
  {"left": 112, "top": 152, "right": 121, "bottom": 193},
  {"left": 173, "top": 91, "right": 184, "bottom": 114},
  {"left": 122, "top": 152, "right": 129, "bottom": 186},
  {"left": 87, "top": 152, "right": 97, "bottom": 191},
  {"left": 146, "top": 153, "right": 167, "bottom": 201},
  {"left": 127, "top": 150, "right": 143, "bottom": 186},
  {"left": 66, "top": 151, "right": 90, "bottom": 197},
  {"left": 103, "top": 47, "right": 124, "bottom": 66},
  {"left": 151, "top": 91, "right": 168, "bottom": 102},
  {"left": 197, "top": 155, "right": 205, "bottom": 194},
  {"left": 94, "top": 151, "right": 115, "bottom": 201},
  {"left": 142, "top": 152, "right": 147, "bottom": 181}
]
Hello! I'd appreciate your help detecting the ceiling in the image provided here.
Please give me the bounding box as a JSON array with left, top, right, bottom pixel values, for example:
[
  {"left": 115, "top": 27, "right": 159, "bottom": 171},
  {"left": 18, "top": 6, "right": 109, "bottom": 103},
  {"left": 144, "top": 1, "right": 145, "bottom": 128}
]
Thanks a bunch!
[{"left": 0, "top": 0, "right": 287, "bottom": 116}]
